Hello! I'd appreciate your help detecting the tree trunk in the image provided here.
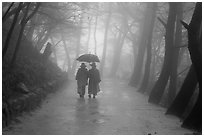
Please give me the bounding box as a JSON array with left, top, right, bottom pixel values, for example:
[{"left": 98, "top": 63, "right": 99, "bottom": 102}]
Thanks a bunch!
[
  {"left": 2, "top": 2, "right": 14, "bottom": 22},
  {"left": 3, "top": 3, "right": 27, "bottom": 23},
  {"left": 42, "top": 42, "right": 52, "bottom": 60},
  {"left": 86, "top": 17, "right": 92, "bottom": 53},
  {"left": 168, "top": 2, "right": 183, "bottom": 106},
  {"left": 62, "top": 35, "right": 71, "bottom": 74},
  {"left": 110, "top": 31, "right": 122, "bottom": 77},
  {"left": 11, "top": 3, "right": 40, "bottom": 65},
  {"left": 133, "top": 43, "right": 146, "bottom": 86},
  {"left": 26, "top": 15, "right": 37, "bottom": 41},
  {"left": 148, "top": 3, "right": 177, "bottom": 104},
  {"left": 180, "top": 2, "right": 202, "bottom": 132},
  {"left": 37, "top": 29, "right": 52, "bottom": 51},
  {"left": 50, "top": 37, "right": 58, "bottom": 64},
  {"left": 129, "top": 3, "right": 153, "bottom": 87},
  {"left": 182, "top": 88, "right": 201, "bottom": 132},
  {"left": 129, "top": 40, "right": 139, "bottom": 86},
  {"left": 11, "top": 3, "right": 31, "bottom": 65},
  {"left": 100, "top": 3, "right": 112, "bottom": 76},
  {"left": 34, "top": 29, "right": 47, "bottom": 47},
  {"left": 148, "top": 32, "right": 164, "bottom": 91},
  {"left": 27, "top": 24, "right": 35, "bottom": 41},
  {"left": 139, "top": 3, "right": 157, "bottom": 92},
  {"left": 110, "top": 15, "right": 127, "bottom": 77},
  {"left": 71, "top": 15, "right": 83, "bottom": 74},
  {"left": 3, "top": 2, "right": 22, "bottom": 59},
  {"left": 94, "top": 16, "right": 98, "bottom": 54},
  {"left": 166, "top": 65, "right": 197, "bottom": 117}
]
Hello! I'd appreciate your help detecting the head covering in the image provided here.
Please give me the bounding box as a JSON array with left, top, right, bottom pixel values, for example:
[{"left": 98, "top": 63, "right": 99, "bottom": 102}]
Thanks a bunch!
[
  {"left": 80, "top": 63, "right": 86, "bottom": 68},
  {"left": 90, "top": 62, "right": 96, "bottom": 67}
]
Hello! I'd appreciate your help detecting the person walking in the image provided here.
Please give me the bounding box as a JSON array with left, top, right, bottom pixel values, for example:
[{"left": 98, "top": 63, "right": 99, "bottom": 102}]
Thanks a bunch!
[
  {"left": 88, "top": 62, "right": 101, "bottom": 98},
  {"left": 75, "top": 63, "right": 88, "bottom": 98}
]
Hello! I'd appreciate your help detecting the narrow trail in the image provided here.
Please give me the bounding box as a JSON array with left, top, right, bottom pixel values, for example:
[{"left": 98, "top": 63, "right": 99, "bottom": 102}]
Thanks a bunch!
[{"left": 3, "top": 79, "right": 191, "bottom": 135}]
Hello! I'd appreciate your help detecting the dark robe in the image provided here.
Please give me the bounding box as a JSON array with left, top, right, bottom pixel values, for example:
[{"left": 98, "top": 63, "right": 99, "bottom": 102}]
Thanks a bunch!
[
  {"left": 76, "top": 67, "right": 88, "bottom": 95},
  {"left": 88, "top": 67, "right": 101, "bottom": 95}
]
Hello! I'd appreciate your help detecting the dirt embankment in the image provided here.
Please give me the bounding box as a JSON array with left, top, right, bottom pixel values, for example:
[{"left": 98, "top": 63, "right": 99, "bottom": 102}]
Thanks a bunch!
[{"left": 2, "top": 22, "right": 68, "bottom": 128}]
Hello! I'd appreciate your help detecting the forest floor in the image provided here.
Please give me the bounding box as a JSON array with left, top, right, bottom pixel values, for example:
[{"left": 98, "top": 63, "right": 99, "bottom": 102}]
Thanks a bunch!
[{"left": 3, "top": 78, "right": 193, "bottom": 135}]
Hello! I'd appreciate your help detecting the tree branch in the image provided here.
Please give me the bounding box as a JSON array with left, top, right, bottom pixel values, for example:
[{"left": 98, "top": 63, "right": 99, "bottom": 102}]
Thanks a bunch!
[
  {"left": 3, "top": 3, "right": 27, "bottom": 23},
  {"left": 21, "top": 3, "right": 31, "bottom": 25},
  {"left": 114, "top": 26, "right": 133, "bottom": 41},
  {"left": 2, "top": 2, "right": 14, "bottom": 21},
  {"left": 157, "top": 17, "right": 167, "bottom": 28},
  {"left": 25, "top": 3, "right": 41, "bottom": 23},
  {"left": 54, "top": 39, "right": 62, "bottom": 47},
  {"left": 180, "top": 20, "right": 189, "bottom": 30}
]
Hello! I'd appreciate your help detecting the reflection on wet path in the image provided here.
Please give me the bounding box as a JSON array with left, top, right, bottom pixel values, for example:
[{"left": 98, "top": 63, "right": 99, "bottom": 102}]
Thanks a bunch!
[
  {"left": 3, "top": 79, "right": 191, "bottom": 135},
  {"left": 74, "top": 98, "right": 100, "bottom": 134}
]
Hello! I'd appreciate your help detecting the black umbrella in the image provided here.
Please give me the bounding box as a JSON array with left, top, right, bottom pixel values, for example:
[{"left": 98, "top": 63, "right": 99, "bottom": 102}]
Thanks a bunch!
[{"left": 76, "top": 54, "right": 100, "bottom": 63}]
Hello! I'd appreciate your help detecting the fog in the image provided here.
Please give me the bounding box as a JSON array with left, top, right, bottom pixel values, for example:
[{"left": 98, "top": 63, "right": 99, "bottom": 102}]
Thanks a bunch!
[{"left": 2, "top": 2, "right": 201, "bottom": 134}]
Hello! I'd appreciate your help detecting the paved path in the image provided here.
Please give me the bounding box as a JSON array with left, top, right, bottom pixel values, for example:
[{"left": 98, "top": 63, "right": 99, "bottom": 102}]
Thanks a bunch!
[{"left": 3, "top": 79, "right": 191, "bottom": 135}]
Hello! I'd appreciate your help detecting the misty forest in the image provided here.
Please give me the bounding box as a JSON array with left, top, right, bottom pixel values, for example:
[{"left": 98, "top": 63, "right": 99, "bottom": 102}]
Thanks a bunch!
[{"left": 2, "top": 2, "right": 202, "bottom": 135}]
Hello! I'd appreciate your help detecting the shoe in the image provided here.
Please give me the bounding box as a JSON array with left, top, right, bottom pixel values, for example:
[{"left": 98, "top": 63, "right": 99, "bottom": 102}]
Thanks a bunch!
[{"left": 88, "top": 95, "right": 91, "bottom": 98}]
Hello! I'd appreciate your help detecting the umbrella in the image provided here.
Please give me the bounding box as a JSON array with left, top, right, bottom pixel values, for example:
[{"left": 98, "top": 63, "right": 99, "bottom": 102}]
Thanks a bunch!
[{"left": 76, "top": 54, "right": 100, "bottom": 63}]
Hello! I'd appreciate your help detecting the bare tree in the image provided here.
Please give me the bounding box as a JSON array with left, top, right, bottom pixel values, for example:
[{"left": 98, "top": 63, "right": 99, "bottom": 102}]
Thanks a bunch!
[
  {"left": 94, "top": 16, "right": 98, "bottom": 54},
  {"left": 139, "top": 3, "right": 157, "bottom": 92},
  {"left": 148, "top": 3, "right": 177, "bottom": 104},
  {"left": 3, "top": 2, "right": 23, "bottom": 59},
  {"left": 129, "top": 3, "right": 153, "bottom": 87},
  {"left": 110, "top": 14, "right": 127, "bottom": 77},
  {"left": 2, "top": 2, "right": 14, "bottom": 22},
  {"left": 71, "top": 14, "right": 83, "bottom": 74},
  {"left": 166, "top": 65, "right": 197, "bottom": 118},
  {"left": 180, "top": 2, "right": 202, "bottom": 131},
  {"left": 168, "top": 2, "right": 183, "bottom": 105},
  {"left": 100, "top": 3, "right": 112, "bottom": 76},
  {"left": 11, "top": 3, "right": 41, "bottom": 65}
]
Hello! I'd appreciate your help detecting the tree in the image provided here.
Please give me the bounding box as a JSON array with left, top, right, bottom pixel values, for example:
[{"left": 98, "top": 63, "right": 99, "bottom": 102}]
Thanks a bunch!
[
  {"left": 61, "top": 34, "right": 71, "bottom": 74},
  {"left": 110, "top": 11, "right": 128, "bottom": 77},
  {"left": 71, "top": 14, "right": 83, "bottom": 74},
  {"left": 94, "top": 16, "right": 98, "bottom": 54},
  {"left": 100, "top": 3, "right": 112, "bottom": 76},
  {"left": 26, "top": 15, "right": 37, "bottom": 41},
  {"left": 3, "top": 2, "right": 23, "bottom": 59},
  {"left": 168, "top": 2, "right": 183, "bottom": 105},
  {"left": 85, "top": 17, "right": 92, "bottom": 53},
  {"left": 50, "top": 37, "right": 59, "bottom": 64},
  {"left": 180, "top": 2, "right": 202, "bottom": 131},
  {"left": 37, "top": 29, "right": 52, "bottom": 51},
  {"left": 42, "top": 42, "right": 52, "bottom": 59},
  {"left": 139, "top": 3, "right": 157, "bottom": 92},
  {"left": 2, "top": 2, "right": 14, "bottom": 22},
  {"left": 148, "top": 3, "right": 177, "bottom": 104},
  {"left": 129, "top": 3, "right": 154, "bottom": 87},
  {"left": 11, "top": 3, "right": 41, "bottom": 65},
  {"left": 166, "top": 65, "right": 198, "bottom": 118},
  {"left": 2, "top": 3, "right": 27, "bottom": 23}
]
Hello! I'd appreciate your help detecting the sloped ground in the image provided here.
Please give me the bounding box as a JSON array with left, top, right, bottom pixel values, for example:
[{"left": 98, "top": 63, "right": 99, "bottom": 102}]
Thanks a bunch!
[
  {"left": 3, "top": 79, "right": 192, "bottom": 135},
  {"left": 2, "top": 21, "right": 69, "bottom": 127}
]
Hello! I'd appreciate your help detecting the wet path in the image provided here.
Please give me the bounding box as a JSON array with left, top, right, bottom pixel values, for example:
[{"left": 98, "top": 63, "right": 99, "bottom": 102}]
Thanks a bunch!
[{"left": 3, "top": 79, "right": 191, "bottom": 135}]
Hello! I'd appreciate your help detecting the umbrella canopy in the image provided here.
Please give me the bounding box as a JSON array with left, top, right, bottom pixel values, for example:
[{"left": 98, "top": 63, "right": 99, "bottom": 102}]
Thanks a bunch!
[{"left": 76, "top": 54, "right": 100, "bottom": 63}]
